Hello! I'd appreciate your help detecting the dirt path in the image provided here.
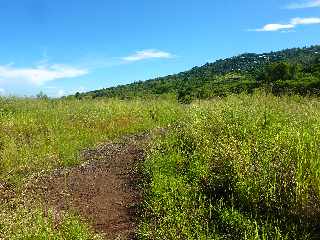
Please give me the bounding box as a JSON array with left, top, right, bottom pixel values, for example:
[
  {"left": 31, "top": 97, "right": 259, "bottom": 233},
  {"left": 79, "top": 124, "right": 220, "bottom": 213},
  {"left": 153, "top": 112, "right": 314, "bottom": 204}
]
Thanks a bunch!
[{"left": 27, "top": 132, "right": 153, "bottom": 239}]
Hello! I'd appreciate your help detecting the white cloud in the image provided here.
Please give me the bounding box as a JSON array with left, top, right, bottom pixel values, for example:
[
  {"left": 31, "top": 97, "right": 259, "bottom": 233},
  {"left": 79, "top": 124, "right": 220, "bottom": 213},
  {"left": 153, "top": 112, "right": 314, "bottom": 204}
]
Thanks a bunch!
[
  {"left": 291, "top": 17, "right": 320, "bottom": 25},
  {"left": 122, "top": 49, "right": 173, "bottom": 62},
  {"left": 286, "top": 0, "right": 320, "bottom": 9},
  {"left": 252, "top": 17, "right": 320, "bottom": 32},
  {"left": 0, "top": 64, "right": 88, "bottom": 86},
  {"left": 254, "top": 23, "right": 295, "bottom": 32}
]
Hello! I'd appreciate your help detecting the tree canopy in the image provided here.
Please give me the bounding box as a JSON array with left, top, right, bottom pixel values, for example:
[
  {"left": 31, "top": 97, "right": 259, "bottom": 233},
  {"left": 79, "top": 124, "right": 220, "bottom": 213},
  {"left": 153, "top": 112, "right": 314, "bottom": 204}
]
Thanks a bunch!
[{"left": 71, "top": 45, "right": 320, "bottom": 101}]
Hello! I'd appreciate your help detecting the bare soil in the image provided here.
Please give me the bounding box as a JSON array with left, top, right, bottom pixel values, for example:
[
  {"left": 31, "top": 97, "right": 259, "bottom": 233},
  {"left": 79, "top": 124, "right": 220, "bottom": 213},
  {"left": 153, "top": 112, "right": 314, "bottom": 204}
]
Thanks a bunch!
[{"left": 26, "top": 132, "right": 153, "bottom": 239}]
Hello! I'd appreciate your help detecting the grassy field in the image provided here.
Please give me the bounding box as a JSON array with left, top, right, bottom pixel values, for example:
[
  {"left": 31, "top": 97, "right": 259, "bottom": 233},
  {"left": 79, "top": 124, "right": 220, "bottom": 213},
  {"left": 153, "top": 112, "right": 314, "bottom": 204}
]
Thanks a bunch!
[
  {"left": 0, "top": 97, "right": 180, "bottom": 185},
  {"left": 139, "top": 93, "right": 320, "bottom": 239},
  {"left": 0, "top": 96, "right": 181, "bottom": 239},
  {"left": 1, "top": 93, "right": 320, "bottom": 239}
]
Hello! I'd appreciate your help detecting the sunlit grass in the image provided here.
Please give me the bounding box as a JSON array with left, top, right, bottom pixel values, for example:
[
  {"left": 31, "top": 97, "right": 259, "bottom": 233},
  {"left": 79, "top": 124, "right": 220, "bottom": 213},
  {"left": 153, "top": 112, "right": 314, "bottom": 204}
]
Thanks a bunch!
[
  {"left": 0, "top": 97, "right": 181, "bottom": 185},
  {"left": 0, "top": 203, "right": 103, "bottom": 240},
  {"left": 2, "top": 93, "right": 320, "bottom": 239},
  {"left": 0, "top": 96, "right": 181, "bottom": 239},
  {"left": 140, "top": 93, "right": 320, "bottom": 239}
]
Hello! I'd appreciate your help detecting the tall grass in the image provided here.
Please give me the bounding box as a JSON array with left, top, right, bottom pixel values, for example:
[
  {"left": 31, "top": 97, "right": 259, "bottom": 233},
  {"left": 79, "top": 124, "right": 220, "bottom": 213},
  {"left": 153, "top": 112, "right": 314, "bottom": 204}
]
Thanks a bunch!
[
  {"left": 0, "top": 97, "right": 181, "bottom": 185},
  {"left": 0, "top": 205, "right": 103, "bottom": 240},
  {"left": 140, "top": 93, "right": 320, "bottom": 239},
  {"left": 0, "top": 97, "right": 181, "bottom": 239},
  {"left": 2, "top": 94, "right": 320, "bottom": 239}
]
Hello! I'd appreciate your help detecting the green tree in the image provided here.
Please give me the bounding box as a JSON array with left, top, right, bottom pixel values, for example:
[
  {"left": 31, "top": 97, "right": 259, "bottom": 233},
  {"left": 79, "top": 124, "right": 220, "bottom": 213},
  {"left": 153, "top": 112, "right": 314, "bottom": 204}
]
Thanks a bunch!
[
  {"left": 177, "top": 88, "right": 193, "bottom": 104},
  {"left": 36, "top": 91, "right": 48, "bottom": 100},
  {"left": 268, "top": 62, "right": 291, "bottom": 82},
  {"left": 75, "top": 92, "right": 82, "bottom": 100},
  {"left": 258, "top": 62, "right": 298, "bottom": 84}
]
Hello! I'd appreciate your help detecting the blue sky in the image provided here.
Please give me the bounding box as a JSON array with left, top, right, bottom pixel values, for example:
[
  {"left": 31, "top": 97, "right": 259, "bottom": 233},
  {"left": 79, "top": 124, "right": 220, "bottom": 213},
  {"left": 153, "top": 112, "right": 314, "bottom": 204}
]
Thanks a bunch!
[{"left": 0, "top": 0, "right": 319, "bottom": 97}]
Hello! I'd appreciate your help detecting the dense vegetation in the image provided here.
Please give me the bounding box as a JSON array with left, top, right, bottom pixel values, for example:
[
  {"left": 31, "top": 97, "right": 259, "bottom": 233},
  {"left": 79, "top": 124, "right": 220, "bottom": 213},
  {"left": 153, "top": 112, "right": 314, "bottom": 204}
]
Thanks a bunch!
[
  {"left": 140, "top": 93, "right": 320, "bottom": 239},
  {"left": 0, "top": 97, "right": 181, "bottom": 239},
  {"left": 75, "top": 45, "right": 320, "bottom": 101},
  {"left": 2, "top": 45, "right": 320, "bottom": 239},
  {"left": 2, "top": 92, "right": 320, "bottom": 239}
]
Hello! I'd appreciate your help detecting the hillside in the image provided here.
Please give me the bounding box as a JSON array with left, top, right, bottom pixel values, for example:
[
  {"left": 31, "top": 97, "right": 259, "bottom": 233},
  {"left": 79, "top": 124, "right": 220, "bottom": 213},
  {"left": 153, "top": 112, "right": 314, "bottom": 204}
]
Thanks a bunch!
[{"left": 76, "top": 45, "right": 320, "bottom": 100}]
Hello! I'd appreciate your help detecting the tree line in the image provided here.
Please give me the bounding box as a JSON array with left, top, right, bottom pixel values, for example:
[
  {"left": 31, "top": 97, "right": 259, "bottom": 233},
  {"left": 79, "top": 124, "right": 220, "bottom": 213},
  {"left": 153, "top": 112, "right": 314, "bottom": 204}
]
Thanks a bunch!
[{"left": 71, "top": 45, "right": 320, "bottom": 102}]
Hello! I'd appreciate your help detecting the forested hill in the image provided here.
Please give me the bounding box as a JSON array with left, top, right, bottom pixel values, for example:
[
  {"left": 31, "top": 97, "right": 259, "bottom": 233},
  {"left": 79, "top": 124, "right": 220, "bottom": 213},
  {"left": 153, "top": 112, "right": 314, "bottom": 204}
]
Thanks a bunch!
[{"left": 75, "top": 45, "right": 320, "bottom": 100}]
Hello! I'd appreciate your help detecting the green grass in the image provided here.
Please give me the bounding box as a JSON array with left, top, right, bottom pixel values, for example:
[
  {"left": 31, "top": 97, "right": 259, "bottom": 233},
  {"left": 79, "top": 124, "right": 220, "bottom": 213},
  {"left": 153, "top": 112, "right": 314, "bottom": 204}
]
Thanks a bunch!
[
  {"left": 0, "top": 96, "right": 181, "bottom": 239},
  {"left": 0, "top": 203, "right": 103, "bottom": 240},
  {"left": 2, "top": 93, "right": 320, "bottom": 239},
  {"left": 0, "top": 97, "right": 181, "bottom": 185},
  {"left": 139, "top": 92, "right": 320, "bottom": 239}
]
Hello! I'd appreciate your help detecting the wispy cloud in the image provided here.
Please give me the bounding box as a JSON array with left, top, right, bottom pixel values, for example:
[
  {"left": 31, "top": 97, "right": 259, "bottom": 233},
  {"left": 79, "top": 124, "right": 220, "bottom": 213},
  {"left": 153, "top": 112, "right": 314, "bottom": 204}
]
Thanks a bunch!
[
  {"left": 286, "top": 0, "right": 320, "bottom": 9},
  {"left": 0, "top": 48, "right": 174, "bottom": 96},
  {"left": 0, "top": 64, "right": 88, "bottom": 86},
  {"left": 253, "top": 23, "right": 295, "bottom": 32},
  {"left": 251, "top": 17, "right": 320, "bottom": 32},
  {"left": 122, "top": 49, "right": 173, "bottom": 62},
  {"left": 291, "top": 17, "right": 320, "bottom": 24}
]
